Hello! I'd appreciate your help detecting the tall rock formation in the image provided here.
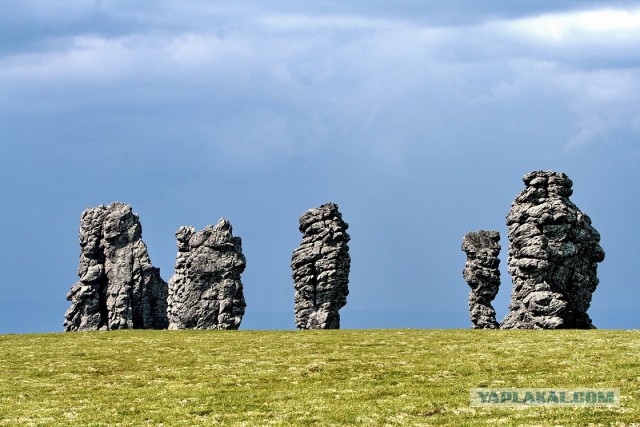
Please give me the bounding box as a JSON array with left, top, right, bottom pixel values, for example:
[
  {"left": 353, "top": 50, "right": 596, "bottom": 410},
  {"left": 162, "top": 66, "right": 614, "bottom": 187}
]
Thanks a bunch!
[
  {"left": 167, "top": 218, "right": 246, "bottom": 330},
  {"left": 64, "top": 203, "right": 168, "bottom": 331},
  {"left": 501, "top": 171, "right": 605, "bottom": 329},
  {"left": 462, "top": 230, "right": 501, "bottom": 329},
  {"left": 292, "top": 203, "right": 350, "bottom": 329}
]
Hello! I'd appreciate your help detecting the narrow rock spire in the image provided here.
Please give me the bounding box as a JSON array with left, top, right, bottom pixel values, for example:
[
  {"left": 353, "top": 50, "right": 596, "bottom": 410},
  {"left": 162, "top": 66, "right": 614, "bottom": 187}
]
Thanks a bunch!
[
  {"left": 462, "top": 230, "right": 501, "bottom": 329},
  {"left": 292, "top": 203, "right": 350, "bottom": 329}
]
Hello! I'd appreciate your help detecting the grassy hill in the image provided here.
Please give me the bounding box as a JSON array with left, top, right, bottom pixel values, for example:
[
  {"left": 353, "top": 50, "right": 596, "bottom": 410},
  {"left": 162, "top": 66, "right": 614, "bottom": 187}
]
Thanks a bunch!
[{"left": 0, "top": 329, "right": 638, "bottom": 426}]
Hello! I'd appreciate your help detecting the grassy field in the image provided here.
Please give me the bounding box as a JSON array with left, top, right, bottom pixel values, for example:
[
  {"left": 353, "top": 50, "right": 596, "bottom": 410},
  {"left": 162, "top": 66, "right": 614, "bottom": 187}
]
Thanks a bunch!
[{"left": 0, "top": 329, "right": 638, "bottom": 426}]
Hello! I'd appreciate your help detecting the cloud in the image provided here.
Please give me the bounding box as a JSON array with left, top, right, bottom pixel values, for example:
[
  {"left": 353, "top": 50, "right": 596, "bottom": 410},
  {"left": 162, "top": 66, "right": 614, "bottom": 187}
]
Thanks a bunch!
[
  {"left": 556, "top": 68, "right": 640, "bottom": 149},
  {"left": 2, "top": 0, "right": 98, "bottom": 23},
  {"left": 1, "top": 1, "right": 639, "bottom": 166},
  {"left": 507, "top": 8, "right": 640, "bottom": 41}
]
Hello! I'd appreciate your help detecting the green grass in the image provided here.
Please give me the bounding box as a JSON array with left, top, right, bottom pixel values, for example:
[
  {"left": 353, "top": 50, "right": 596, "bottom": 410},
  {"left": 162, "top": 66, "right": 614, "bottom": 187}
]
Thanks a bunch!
[{"left": 1, "top": 329, "right": 638, "bottom": 426}]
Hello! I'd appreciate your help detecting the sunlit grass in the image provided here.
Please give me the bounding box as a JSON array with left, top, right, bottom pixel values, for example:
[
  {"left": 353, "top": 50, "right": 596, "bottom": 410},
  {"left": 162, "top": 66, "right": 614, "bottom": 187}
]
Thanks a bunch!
[{"left": 0, "top": 329, "right": 638, "bottom": 426}]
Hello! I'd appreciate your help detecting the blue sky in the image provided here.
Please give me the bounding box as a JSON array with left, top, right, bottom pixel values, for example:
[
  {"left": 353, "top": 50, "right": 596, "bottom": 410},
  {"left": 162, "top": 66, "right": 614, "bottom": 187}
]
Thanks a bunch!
[{"left": 1, "top": 1, "right": 639, "bottom": 333}]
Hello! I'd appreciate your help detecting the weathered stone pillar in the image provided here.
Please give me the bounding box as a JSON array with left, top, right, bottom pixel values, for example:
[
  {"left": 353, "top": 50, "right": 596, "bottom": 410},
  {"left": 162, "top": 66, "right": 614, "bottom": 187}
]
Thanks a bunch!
[
  {"left": 167, "top": 218, "right": 246, "bottom": 330},
  {"left": 64, "top": 202, "right": 168, "bottom": 331},
  {"left": 292, "top": 203, "right": 350, "bottom": 329},
  {"left": 462, "top": 230, "right": 501, "bottom": 329},
  {"left": 501, "top": 171, "right": 605, "bottom": 329}
]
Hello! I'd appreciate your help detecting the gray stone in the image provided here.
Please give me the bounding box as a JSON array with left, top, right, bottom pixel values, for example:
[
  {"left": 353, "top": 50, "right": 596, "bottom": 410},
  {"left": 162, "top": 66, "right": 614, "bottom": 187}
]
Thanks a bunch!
[
  {"left": 501, "top": 171, "right": 605, "bottom": 329},
  {"left": 167, "top": 218, "right": 246, "bottom": 330},
  {"left": 64, "top": 202, "right": 168, "bottom": 331},
  {"left": 462, "top": 230, "right": 501, "bottom": 329},
  {"left": 292, "top": 203, "right": 350, "bottom": 329}
]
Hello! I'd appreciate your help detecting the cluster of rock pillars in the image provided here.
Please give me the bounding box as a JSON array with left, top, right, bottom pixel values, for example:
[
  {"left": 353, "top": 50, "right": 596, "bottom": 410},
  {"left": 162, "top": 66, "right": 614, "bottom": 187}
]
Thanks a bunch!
[
  {"left": 64, "top": 170, "right": 604, "bottom": 331},
  {"left": 462, "top": 170, "right": 604, "bottom": 329},
  {"left": 64, "top": 202, "right": 350, "bottom": 331}
]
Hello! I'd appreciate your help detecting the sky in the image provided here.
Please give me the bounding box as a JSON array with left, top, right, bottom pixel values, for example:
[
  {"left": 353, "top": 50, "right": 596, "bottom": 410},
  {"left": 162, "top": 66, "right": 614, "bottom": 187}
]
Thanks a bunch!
[{"left": 1, "top": 0, "right": 639, "bottom": 333}]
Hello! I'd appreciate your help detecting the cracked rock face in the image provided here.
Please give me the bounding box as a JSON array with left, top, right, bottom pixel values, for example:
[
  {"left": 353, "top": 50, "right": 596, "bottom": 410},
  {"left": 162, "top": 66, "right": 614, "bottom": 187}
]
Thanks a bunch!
[
  {"left": 462, "top": 230, "right": 501, "bottom": 329},
  {"left": 167, "top": 218, "right": 246, "bottom": 330},
  {"left": 292, "top": 203, "right": 350, "bottom": 329},
  {"left": 501, "top": 171, "right": 605, "bottom": 329},
  {"left": 64, "top": 203, "right": 168, "bottom": 331}
]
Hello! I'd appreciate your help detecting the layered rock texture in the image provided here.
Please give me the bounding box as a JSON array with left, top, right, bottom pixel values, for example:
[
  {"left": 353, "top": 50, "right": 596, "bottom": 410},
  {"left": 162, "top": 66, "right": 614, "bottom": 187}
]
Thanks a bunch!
[
  {"left": 501, "top": 171, "right": 605, "bottom": 329},
  {"left": 462, "top": 230, "right": 501, "bottom": 329},
  {"left": 64, "top": 203, "right": 168, "bottom": 331},
  {"left": 292, "top": 203, "right": 351, "bottom": 329},
  {"left": 167, "top": 218, "right": 246, "bottom": 330}
]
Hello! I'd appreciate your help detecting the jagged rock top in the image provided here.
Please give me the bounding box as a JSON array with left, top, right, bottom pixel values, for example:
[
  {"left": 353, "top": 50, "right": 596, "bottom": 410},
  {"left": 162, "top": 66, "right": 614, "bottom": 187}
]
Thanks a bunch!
[
  {"left": 176, "top": 218, "right": 241, "bottom": 253},
  {"left": 462, "top": 230, "right": 501, "bottom": 269},
  {"left": 298, "top": 202, "right": 350, "bottom": 237},
  {"left": 511, "top": 170, "right": 573, "bottom": 210}
]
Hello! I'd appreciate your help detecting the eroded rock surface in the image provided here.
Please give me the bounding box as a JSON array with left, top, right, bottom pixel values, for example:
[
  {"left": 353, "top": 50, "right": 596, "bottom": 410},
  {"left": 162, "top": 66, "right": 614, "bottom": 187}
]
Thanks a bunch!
[
  {"left": 167, "top": 218, "right": 246, "bottom": 330},
  {"left": 292, "top": 203, "right": 350, "bottom": 329},
  {"left": 462, "top": 230, "right": 501, "bottom": 329},
  {"left": 64, "top": 202, "right": 168, "bottom": 331},
  {"left": 501, "top": 171, "right": 605, "bottom": 329}
]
